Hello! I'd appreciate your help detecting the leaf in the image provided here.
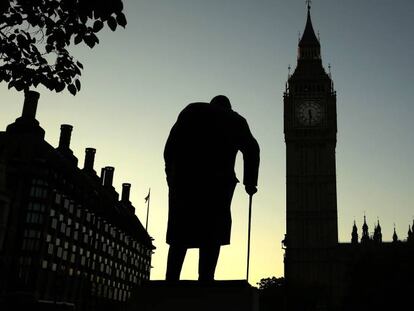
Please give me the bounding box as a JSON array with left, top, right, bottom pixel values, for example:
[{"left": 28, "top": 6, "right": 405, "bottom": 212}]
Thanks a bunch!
[
  {"left": 93, "top": 20, "right": 104, "bottom": 33},
  {"left": 67, "top": 84, "right": 77, "bottom": 95},
  {"left": 74, "top": 34, "right": 82, "bottom": 45},
  {"left": 116, "top": 13, "right": 127, "bottom": 28},
  {"left": 55, "top": 81, "right": 65, "bottom": 92},
  {"left": 107, "top": 16, "right": 117, "bottom": 31},
  {"left": 17, "top": 34, "right": 26, "bottom": 47},
  {"left": 84, "top": 35, "right": 95, "bottom": 48},
  {"left": 45, "top": 44, "right": 53, "bottom": 53},
  {"left": 75, "top": 79, "right": 81, "bottom": 91},
  {"left": 14, "top": 80, "right": 25, "bottom": 91}
]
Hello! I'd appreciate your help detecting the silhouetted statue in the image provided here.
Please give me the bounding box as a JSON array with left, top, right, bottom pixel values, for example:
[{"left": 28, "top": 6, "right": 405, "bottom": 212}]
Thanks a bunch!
[{"left": 164, "top": 95, "right": 260, "bottom": 281}]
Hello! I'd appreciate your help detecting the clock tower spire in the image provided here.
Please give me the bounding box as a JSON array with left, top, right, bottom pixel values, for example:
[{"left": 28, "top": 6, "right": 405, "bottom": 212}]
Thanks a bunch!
[{"left": 283, "top": 2, "right": 338, "bottom": 304}]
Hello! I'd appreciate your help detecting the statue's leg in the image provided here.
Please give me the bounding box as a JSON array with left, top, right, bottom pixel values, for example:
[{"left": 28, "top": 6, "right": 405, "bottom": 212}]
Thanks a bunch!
[
  {"left": 198, "top": 245, "right": 221, "bottom": 281},
  {"left": 166, "top": 245, "right": 187, "bottom": 281}
]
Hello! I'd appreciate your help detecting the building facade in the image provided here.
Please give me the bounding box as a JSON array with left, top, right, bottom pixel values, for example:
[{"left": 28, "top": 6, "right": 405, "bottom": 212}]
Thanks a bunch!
[
  {"left": 0, "top": 91, "right": 155, "bottom": 310},
  {"left": 283, "top": 5, "right": 414, "bottom": 311}
]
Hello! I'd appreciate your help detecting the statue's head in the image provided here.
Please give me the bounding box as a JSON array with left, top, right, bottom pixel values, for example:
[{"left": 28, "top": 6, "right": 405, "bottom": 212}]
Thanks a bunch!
[{"left": 210, "top": 95, "right": 232, "bottom": 110}]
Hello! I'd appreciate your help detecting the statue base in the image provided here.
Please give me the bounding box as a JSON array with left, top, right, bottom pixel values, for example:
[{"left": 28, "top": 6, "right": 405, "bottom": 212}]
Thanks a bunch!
[{"left": 126, "top": 280, "right": 259, "bottom": 311}]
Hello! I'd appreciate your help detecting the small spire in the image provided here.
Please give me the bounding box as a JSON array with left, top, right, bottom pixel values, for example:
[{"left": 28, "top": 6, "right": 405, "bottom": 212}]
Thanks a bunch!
[
  {"left": 361, "top": 214, "right": 370, "bottom": 244},
  {"left": 351, "top": 220, "right": 358, "bottom": 244},
  {"left": 393, "top": 224, "right": 398, "bottom": 243},
  {"left": 306, "top": 0, "right": 312, "bottom": 11}
]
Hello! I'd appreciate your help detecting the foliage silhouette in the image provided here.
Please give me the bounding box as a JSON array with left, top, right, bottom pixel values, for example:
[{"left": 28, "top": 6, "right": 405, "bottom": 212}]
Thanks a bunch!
[
  {"left": 0, "top": 0, "right": 126, "bottom": 95},
  {"left": 256, "top": 277, "right": 285, "bottom": 311}
]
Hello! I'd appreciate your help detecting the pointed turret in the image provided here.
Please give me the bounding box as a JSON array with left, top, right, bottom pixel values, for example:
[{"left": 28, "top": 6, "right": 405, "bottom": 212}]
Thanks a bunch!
[
  {"left": 351, "top": 220, "right": 359, "bottom": 245},
  {"left": 298, "top": 4, "right": 321, "bottom": 61},
  {"left": 392, "top": 226, "right": 399, "bottom": 243},
  {"left": 286, "top": 1, "right": 333, "bottom": 98},
  {"left": 361, "top": 215, "right": 370, "bottom": 244},
  {"left": 373, "top": 219, "right": 382, "bottom": 243}
]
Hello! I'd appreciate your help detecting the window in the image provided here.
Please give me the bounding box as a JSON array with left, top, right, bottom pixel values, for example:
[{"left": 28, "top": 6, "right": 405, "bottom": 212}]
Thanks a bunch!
[
  {"left": 55, "top": 193, "right": 62, "bottom": 204},
  {"left": 25, "top": 212, "right": 43, "bottom": 224},
  {"left": 42, "top": 260, "right": 48, "bottom": 269}
]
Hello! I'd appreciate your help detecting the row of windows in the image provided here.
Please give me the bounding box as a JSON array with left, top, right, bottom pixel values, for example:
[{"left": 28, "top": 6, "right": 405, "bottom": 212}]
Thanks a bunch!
[
  {"left": 22, "top": 229, "right": 42, "bottom": 251},
  {"left": 49, "top": 193, "right": 152, "bottom": 279}
]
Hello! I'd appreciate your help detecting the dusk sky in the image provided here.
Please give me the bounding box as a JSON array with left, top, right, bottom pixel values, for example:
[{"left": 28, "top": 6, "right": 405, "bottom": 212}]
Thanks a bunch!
[{"left": 1, "top": 0, "right": 413, "bottom": 286}]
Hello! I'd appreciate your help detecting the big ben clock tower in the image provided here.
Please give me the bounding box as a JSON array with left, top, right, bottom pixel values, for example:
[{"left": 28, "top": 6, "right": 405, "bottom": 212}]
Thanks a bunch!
[{"left": 283, "top": 2, "right": 338, "bottom": 298}]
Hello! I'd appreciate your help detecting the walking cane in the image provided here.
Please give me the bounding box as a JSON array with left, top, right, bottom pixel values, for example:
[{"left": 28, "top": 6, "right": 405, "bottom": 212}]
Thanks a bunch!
[{"left": 246, "top": 194, "right": 253, "bottom": 282}]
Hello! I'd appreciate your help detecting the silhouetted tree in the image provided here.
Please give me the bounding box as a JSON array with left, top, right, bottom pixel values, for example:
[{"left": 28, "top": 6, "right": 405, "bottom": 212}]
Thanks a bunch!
[
  {"left": 0, "top": 0, "right": 126, "bottom": 96},
  {"left": 257, "top": 277, "right": 286, "bottom": 311},
  {"left": 257, "top": 276, "right": 284, "bottom": 290}
]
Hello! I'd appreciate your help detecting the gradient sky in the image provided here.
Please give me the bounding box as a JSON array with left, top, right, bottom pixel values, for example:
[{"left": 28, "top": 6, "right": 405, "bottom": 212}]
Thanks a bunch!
[{"left": 1, "top": 0, "right": 413, "bottom": 286}]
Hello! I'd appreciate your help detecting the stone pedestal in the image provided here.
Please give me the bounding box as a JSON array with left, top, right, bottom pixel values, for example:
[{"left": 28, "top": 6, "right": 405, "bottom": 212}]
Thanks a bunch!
[{"left": 126, "top": 280, "right": 259, "bottom": 311}]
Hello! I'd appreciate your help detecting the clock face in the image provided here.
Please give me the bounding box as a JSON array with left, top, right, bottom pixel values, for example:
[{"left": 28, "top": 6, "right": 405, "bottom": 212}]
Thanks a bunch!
[{"left": 296, "top": 100, "right": 323, "bottom": 126}]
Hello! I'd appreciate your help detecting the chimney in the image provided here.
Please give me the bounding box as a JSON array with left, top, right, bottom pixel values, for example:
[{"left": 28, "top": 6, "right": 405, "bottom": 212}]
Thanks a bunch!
[
  {"left": 100, "top": 167, "right": 105, "bottom": 185},
  {"left": 103, "top": 166, "right": 114, "bottom": 187},
  {"left": 83, "top": 148, "right": 96, "bottom": 171},
  {"left": 121, "top": 183, "right": 131, "bottom": 202},
  {"left": 58, "top": 124, "right": 73, "bottom": 150},
  {"left": 21, "top": 90, "right": 40, "bottom": 120}
]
